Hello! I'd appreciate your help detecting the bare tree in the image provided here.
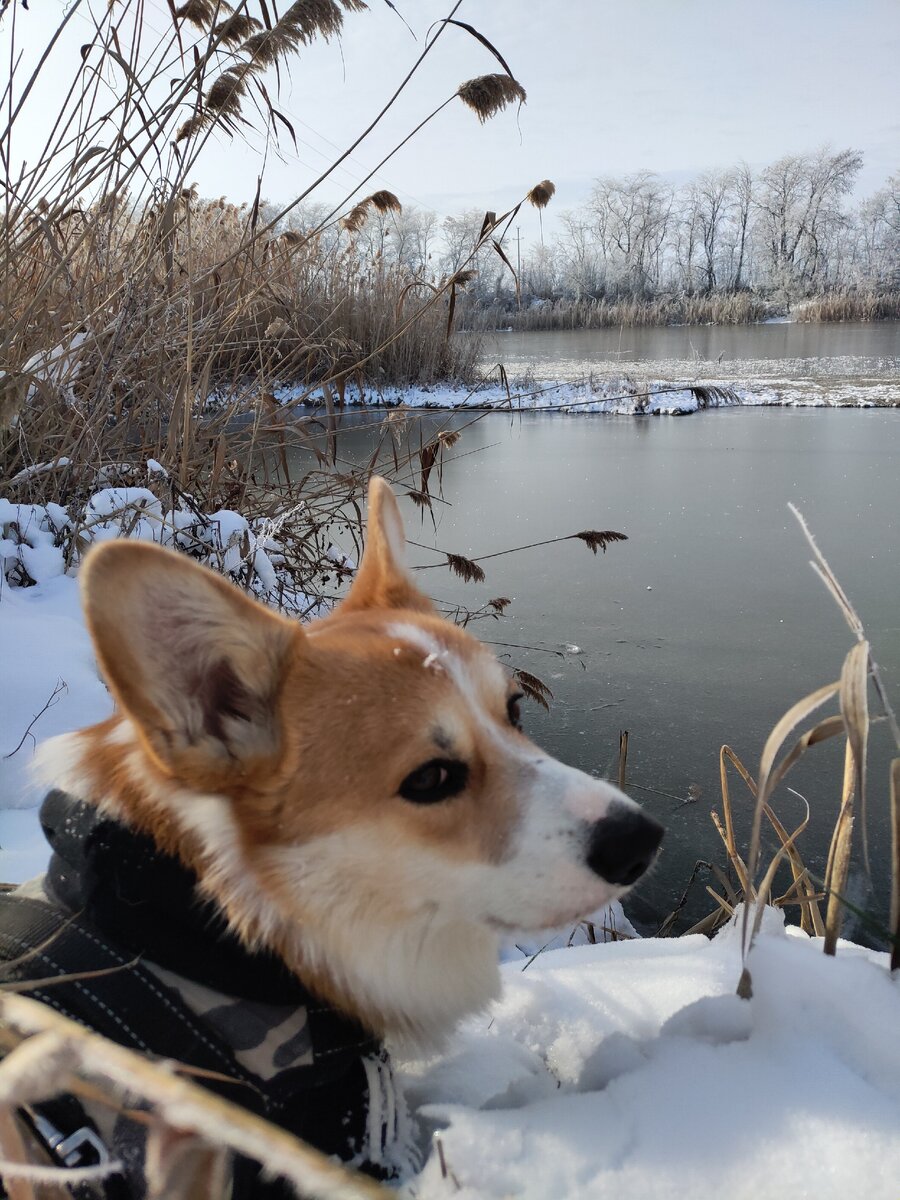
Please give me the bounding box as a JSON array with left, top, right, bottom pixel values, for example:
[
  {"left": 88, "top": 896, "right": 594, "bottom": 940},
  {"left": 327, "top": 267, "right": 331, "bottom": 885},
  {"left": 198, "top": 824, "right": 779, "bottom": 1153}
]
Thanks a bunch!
[
  {"left": 673, "top": 183, "right": 703, "bottom": 294},
  {"left": 755, "top": 147, "right": 863, "bottom": 293},
  {"left": 557, "top": 211, "right": 606, "bottom": 299},
  {"left": 694, "top": 170, "right": 732, "bottom": 293},
  {"left": 587, "top": 172, "right": 673, "bottom": 296},
  {"left": 390, "top": 206, "right": 439, "bottom": 275},
  {"left": 726, "top": 162, "right": 754, "bottom": 291}
]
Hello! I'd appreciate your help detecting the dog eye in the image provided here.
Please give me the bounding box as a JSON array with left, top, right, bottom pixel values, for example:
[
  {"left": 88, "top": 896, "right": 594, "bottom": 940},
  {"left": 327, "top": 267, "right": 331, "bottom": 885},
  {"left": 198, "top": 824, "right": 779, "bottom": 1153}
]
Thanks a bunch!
[
  {"left": 506, "top": 693, "right": 524, "bottom": 730},
  {"left": 399, "top": 758, "right": 468, "bottom": 804}
]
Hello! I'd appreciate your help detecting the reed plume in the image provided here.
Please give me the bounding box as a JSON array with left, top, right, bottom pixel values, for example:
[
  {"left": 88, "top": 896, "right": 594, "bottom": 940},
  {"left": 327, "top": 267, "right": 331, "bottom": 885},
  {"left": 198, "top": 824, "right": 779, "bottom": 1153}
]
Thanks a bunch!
[
  {"left": 527, "top": 180, "right": 555, "bottom": 209},
  {"left": 457, "top": 74, "right": 526, "bottom": 122}
]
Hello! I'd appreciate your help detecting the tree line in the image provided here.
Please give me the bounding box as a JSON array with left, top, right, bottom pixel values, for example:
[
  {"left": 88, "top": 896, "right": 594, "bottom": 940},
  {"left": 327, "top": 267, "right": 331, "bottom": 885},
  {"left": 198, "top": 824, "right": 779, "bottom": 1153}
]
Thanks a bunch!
[{"left": 281, "top": 148, "right": 899, "bottom": 314}]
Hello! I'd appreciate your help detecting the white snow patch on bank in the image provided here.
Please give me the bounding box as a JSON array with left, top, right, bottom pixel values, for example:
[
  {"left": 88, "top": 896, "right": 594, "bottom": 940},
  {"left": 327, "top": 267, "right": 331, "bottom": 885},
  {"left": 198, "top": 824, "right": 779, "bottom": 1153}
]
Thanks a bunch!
[{"left": 274, "top": 374, "right": 895, "bottom": 415}]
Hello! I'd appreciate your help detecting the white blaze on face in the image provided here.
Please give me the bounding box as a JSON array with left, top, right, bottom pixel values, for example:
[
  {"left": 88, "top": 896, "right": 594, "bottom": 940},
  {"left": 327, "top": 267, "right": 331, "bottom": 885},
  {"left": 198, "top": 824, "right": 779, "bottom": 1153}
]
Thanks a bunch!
[
  {"left": 480, "top": 751, "right": 640, "bottom": 930},
  {"left": 383, "top": 621, "right": 641, "bottom": 931}
]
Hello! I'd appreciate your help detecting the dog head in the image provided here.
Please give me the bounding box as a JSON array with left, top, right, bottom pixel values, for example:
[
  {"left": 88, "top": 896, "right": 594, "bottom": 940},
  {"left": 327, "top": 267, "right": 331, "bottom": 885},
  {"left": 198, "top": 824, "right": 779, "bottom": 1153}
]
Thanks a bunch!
[{"left": 44, "top": 477, "right": 662, "bottom": 1042}]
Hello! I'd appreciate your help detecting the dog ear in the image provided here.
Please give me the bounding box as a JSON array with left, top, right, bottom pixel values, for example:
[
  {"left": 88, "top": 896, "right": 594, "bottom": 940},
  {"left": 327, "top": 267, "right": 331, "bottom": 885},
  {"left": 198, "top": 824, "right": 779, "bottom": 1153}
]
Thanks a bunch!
[
  {"left": 81, "top": 541, "right": 297, "bottom": 783},
  {"left": 340, "top": 476, "right": 433, "bottom": 614}
]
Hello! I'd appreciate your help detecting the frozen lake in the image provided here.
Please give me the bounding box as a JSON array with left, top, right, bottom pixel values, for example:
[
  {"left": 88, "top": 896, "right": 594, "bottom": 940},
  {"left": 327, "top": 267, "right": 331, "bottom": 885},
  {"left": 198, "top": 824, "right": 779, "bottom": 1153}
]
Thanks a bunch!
[{"left": 478, "top": 320, "right": 900, "bottom": 407}]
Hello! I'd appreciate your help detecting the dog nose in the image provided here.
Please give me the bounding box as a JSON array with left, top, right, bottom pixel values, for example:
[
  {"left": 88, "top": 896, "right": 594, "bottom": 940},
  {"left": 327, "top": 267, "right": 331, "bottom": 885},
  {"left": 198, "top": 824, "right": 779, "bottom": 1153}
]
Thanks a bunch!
[{"left": 586, "top": 806, "right": 664, "bottom": 886}]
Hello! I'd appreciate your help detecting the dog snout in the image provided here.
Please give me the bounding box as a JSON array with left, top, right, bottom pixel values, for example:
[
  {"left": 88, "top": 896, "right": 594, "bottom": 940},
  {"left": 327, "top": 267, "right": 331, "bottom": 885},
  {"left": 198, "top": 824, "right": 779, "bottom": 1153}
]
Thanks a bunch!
[{"left": 586, "top": 804, "right": 664, "bottom": 886}]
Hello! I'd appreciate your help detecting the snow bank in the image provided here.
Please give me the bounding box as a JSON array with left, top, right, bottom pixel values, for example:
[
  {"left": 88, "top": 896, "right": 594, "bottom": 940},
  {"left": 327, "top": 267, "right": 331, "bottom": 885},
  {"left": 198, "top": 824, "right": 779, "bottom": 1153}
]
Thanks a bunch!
[
  {"left": 0, "top": 477, "right": 330, "bottom": 615},
  {"left": 401, "top": 910, "right": 900, "bottom": 1199},
  {"left": 274, "top": 377, "right": 761, "bottom": 415},
  {"left": 273, "top": 374, "right": 893, "bottom": 415}
]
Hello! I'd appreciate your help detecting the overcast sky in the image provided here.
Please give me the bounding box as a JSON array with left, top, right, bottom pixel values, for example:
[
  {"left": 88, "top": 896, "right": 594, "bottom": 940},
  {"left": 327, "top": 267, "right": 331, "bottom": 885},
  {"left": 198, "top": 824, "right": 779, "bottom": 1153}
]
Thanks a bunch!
[{"left": 9, "top": 0, "right": 900, "bottom": 247}]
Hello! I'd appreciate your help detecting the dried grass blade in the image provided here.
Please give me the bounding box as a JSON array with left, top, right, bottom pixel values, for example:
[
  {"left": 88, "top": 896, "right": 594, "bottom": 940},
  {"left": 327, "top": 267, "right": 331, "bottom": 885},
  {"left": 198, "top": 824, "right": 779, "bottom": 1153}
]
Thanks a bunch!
[
  {"left": 710, "top": 809, "right": 750, "bottom": 887},
  {"left": 705, "top": 887, "right": 735, "bottom": 918},
  {"left": 320, "top": 380, "right": 337, "bottom": 465},
  {"left": 789, "top": 505, "right": 900, "bottom": 751},
  {"left": 709, "top": 862, "right": 741, "bottom": 906},
  {"left": 824, "top": 739, "right": 856, "bottom": 955},
  {"left": 446, "top": 282, "right": 457, "bottom": 339},
  {"left": 0, "top": 1106, "right": 40, "bottom": 1200},
  {"left": 419, "top": 441, "right": 438, "bottom": 496},
  {"left": 442, "top": 19, "right": 517, "bottom": 79},
  {"left": 719, "top": 745, "right": 755, "bottom": 892},
  {"left": 0, "top": 994, "right": 390, "bottom": 1200},
  {"left": 478, "top": 211, "right": 497, "bottom": 242},
  {"left": 491, "top": 238, "right": 519, "bottom": 305},
  {"left": 743, "top": 683, "right": 840, "bottom": 955},
  {"left": 762, "top": 799, "right": 824, "bottom": 936},
  {"left": 750, "top": 796, "right": 811, "bottom": 944},
  {"left": 682, "top": 909, "right": 726, "bottom": 938},
  {"left": 789, "top": 503, "right": 863, "bottom": 639},
  {"left": 839, "top": 639, "right": 870, "bottom": 872}
]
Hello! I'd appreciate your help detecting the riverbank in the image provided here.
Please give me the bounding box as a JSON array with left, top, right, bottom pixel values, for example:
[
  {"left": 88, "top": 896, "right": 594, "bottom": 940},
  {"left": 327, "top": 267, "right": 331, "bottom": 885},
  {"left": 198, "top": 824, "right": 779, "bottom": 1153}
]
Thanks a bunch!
[
  {"left": 466, "top": 290, "right": 900, "bottom": 333},
  {"left": 274, "top": 373, "right": 899, "bottom": 414}
]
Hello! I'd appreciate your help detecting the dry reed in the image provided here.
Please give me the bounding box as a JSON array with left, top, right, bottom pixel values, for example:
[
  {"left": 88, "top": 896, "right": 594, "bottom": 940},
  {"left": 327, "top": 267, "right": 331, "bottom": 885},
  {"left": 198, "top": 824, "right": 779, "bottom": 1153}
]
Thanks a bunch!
[
  {"left": 794, "top": 290, "right": 900, "bottom": 322},
  {"left": 471, "top": 292, "right": 777, "bottom": 331}
]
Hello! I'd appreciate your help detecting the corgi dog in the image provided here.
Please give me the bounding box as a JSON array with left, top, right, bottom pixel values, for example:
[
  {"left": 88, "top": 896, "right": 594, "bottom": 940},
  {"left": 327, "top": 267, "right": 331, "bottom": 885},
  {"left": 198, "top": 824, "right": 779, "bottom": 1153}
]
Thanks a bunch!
[{"left": 15, "top": 475, "right": 662, "bottom": 1181}]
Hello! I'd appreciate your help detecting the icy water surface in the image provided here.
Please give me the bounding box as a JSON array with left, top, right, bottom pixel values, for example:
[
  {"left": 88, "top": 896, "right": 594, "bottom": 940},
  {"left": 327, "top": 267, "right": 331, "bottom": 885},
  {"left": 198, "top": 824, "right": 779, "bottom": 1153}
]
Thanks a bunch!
[
  {"left": 480, "top": 320, "right": 900, "bottom": 407},
  {"left": 301, "top": 407, "right": 899, "bottom": 935}
]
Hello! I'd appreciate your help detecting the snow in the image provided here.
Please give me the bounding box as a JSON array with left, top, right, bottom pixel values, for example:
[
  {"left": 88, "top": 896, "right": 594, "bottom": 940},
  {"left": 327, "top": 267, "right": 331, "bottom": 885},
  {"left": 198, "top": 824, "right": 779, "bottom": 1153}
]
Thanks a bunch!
[
  {"left": 0, "top": 574, "right": 112, "bottom": 876},
  {"left": 6, "top": 457, "right": 71, "bottom": 486},
  {"left": 0, "top": 500, "right": 68, "bottom": 584},
  {"left": 401, "top": 912, "right": 900, "bottom": 1199},
  {"left": 1, "top": 488, "right": 898, "bottom": 1198},
  {"left": 272, "top": 374, "right": 897, "bottom": 415},
  {"left": 0, "top": 481, "right": 320, "bottom": 612},
  {"left": 20, "top": 332, "right": 89, "bottom": 409}
]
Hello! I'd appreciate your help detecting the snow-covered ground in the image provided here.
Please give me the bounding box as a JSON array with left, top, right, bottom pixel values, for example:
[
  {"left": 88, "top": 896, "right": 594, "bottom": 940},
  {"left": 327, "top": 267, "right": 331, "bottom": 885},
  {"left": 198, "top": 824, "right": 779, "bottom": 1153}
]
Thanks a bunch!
[
  {"left": 273, "top": 373, "right": 898, "bottom": 414},
  {"left": 403, "top": 913, "right": 900, "bottom": 1199},
  {"left": 1, "top": 510, "right": 899, "bottom": 1199}
]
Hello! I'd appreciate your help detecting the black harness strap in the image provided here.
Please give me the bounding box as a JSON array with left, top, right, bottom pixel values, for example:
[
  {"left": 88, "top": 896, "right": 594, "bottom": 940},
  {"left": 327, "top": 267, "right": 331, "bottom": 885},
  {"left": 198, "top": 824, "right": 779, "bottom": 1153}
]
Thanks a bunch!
[
  {"left": 0, "top": 791, "right": 395, "bottom": 1196},
  {"left": 0, "top": 894, "right": 388, "bottom": 1197},
  {"left": 0, "top": 896, "right": 263, "bottom": 1110}
]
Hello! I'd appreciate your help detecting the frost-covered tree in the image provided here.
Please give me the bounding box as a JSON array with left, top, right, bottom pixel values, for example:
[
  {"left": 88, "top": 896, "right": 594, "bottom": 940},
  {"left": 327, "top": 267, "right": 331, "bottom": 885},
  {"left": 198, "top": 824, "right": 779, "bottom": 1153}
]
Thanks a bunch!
[
  {"left": 586, "top": 172, "right": 673, "bottom": 296},
  {"left": 754, "top": 147, "right": 863, "bottom": 293}
]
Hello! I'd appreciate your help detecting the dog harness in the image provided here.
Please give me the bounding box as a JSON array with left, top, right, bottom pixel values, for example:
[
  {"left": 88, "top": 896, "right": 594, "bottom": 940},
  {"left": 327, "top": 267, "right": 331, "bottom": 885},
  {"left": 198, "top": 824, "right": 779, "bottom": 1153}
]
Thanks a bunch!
[{"left": 0, "top": 790, "right": 414, "bottom": 1198}]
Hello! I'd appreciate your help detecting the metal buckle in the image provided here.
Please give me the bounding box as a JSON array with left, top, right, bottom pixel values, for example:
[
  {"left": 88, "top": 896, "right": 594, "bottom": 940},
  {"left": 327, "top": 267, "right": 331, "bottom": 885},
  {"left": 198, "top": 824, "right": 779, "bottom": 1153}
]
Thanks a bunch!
[
  {"left": 56, "top": 1126, "right": 111, "bottom": 1168},
  {"left": 27, "top": 1108, "right": 111, "bottom": 1168}
]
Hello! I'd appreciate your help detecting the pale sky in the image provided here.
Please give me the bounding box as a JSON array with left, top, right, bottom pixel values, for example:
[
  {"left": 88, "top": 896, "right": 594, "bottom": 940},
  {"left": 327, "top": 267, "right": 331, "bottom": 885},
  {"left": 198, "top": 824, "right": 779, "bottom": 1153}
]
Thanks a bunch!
[{"left": 8, "top": 0, "right": 900, "bottom": 248}]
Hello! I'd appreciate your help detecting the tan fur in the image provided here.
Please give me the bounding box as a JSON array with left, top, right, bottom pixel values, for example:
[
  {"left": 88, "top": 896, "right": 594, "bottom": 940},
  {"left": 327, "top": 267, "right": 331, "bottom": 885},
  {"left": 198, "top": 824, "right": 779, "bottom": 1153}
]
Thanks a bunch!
[{"left": 39, "top": 477, "right": 646, "bottom": 1043}]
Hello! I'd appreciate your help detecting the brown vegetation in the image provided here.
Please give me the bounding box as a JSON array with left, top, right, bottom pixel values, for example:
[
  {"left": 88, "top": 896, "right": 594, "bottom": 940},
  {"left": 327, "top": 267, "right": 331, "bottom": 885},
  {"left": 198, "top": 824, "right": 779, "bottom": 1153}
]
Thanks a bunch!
[
  {"left": 0, "top": 0, "right": 543, "bottom": 514},
  {"left": 795, "top": 290, "right": 900, "bottom": 322},
  {"left": 472, "top": 292, "right": 777, "bottom": 331}
]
